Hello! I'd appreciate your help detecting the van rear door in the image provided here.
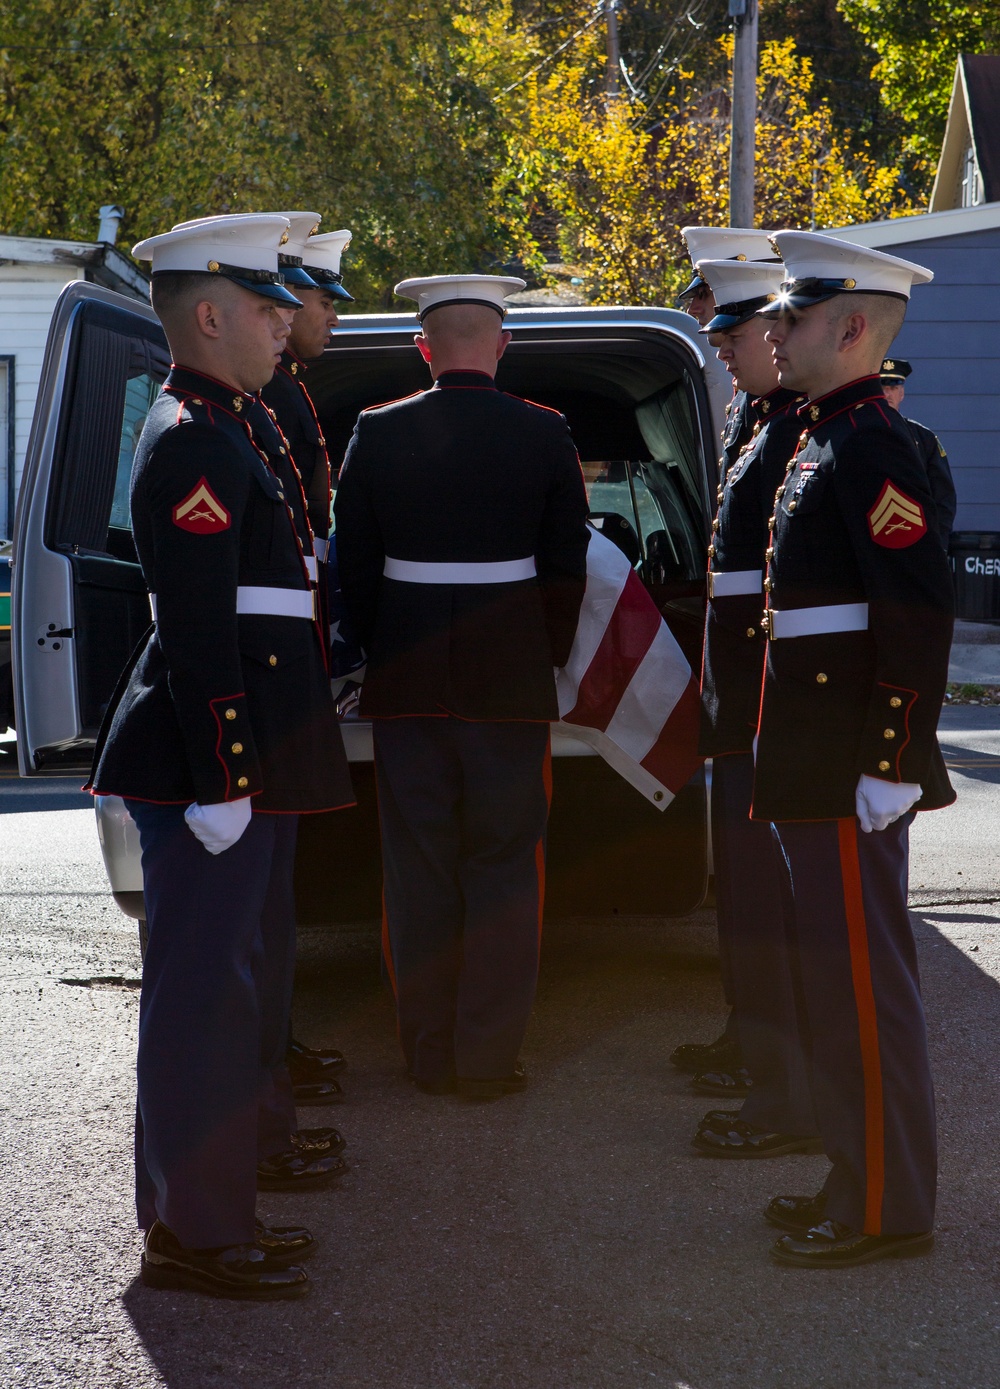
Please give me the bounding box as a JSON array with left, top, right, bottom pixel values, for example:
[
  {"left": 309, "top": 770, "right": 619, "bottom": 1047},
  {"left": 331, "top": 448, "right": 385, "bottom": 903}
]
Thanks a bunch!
[{"left": 12, "top": 282, "right": 168, "bottom": 775}]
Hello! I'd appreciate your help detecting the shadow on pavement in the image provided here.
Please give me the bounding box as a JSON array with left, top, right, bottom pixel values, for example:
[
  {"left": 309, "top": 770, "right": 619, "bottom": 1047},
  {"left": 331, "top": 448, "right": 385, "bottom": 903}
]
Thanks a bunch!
[{"left": 120, "top": 909, "right": 1000, "bottom": 1389}]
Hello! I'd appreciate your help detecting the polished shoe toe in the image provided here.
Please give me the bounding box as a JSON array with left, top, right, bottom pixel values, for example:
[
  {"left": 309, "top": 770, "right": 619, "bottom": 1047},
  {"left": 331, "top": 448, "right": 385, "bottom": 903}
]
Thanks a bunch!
[
  {"left": 456, "top": 1062, "right": 527, "bottom": 1101},
  {"left": 770, "top": 1219, "right": 934, "bottom": 1268},
  {"left": 253, "top": 1219, "right": 318, "bottom": 1266},
  {"left": 288, "top": 1037, "right": 346, "bottom": 1082},
  {"left": 257, "top": 1149, "right": 348, "bottom": 1191},
  {"left": 692, "top": 1117, "right": 822, "bottom": 1158},
  {"left": 670, "top": 1033, "right": 742, "bottom": 1075},
  {"left": 291, "top": 1126, "right": 346, "bottom": 1156},
  {"left": 293, "top": 1078, "right": 345, "bottom": 1107},
  {"left": 141, "top": 1221, "right": 309, "bottom": 1300},
  {"left": 690, "top": 1066, "right": 753, "bottom": 1098},
  {"left": 764, "top": 1191, "right": 828, "bottom": 1232}
]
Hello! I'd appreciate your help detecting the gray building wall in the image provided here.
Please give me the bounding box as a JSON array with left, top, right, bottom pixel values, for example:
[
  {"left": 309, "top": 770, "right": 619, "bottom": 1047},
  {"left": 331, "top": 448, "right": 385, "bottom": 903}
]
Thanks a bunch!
[{"left": 880, "top": 226, "right": 1000, "bottom": 533}]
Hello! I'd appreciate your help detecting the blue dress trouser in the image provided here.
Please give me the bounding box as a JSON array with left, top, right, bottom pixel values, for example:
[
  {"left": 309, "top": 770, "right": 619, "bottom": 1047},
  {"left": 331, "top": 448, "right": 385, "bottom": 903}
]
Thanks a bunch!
[
  {"left": 712, "top": 754, "right": 816, "bottom": 1135},
  {"left": 127, "top": 802, "right": 299, "bottom": 1248},
  {"left": 772, "top": 813, "right": 937, "bottom": 1235},
  {"left": 373, "top": 717, "right": 551, "bottom": 1085}
]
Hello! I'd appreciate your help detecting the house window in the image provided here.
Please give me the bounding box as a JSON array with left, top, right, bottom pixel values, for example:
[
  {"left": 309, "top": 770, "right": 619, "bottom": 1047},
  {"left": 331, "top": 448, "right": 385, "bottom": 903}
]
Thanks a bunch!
[
  {"left": 0, "top": 357, "right": 13, "bottom": 538},
  {"left": 960, "top": 140, "right": 981, "bottom": 207}
]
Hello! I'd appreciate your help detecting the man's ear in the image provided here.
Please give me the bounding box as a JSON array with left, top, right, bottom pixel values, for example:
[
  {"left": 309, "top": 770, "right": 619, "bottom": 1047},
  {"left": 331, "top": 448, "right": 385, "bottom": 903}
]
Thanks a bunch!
[
  {"left": 414, "top": 332, "right": 432, "bottom": 364},
  {"left": 193, "top": 298, "right": 224, "bottom": 339},
  {"left": 496, "top": 328, "right": 513, "bottom": 361},
  {"left": 839, "top": 312, "right": 867, "bottom": 352}
]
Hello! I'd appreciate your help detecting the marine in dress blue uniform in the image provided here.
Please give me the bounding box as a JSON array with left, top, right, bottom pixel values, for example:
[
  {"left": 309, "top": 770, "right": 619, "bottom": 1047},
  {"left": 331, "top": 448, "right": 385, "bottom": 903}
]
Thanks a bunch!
[
  {"left": 690, "top": 255, "right": 819, "bottom": 1158},
  {"left": 668, "top": 230, "right": 787, "bottom": 1080},
  {"left": 880, "top": 358, "right": 957, "bottom": 545},
  {"left": 753, "top": 232, "right": 955, "bottom": 1268},
  {"left": 256, "top": 213, "right": 357, "bottom": 1107},
  {"left": 87, "top": 216, "right": 353, "bottom": 1298},
  {"left": 334, "top": 274, "right": 590, "bottom": 1096}
]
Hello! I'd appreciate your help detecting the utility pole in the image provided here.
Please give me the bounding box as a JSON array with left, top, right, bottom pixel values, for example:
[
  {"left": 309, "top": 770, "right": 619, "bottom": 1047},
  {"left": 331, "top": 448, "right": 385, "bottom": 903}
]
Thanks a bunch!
[
  {"left": 728, "top": 0, "right": 758, "bottom": 226},
  {"left": 605, "top": 0, "right": 621, "bottom": 98}
]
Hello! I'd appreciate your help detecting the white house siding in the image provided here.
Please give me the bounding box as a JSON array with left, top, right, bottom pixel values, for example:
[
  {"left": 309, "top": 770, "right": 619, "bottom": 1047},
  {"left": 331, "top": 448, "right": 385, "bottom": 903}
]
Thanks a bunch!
[{"left": 0, "top": 262, "right": 83, "bottom": 535}]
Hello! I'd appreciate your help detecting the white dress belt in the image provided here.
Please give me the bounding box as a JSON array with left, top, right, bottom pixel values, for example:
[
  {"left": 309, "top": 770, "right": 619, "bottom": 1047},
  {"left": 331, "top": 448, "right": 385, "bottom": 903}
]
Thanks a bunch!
[
  {"left": 708, "top": 569, "right": 762, "bottom": 599},
  {"left": 149, "top": 586, "right": 316, "bottom": 622},
  {"left": 313, "top": 538, "right": 329, "bottom": 564},
  {"left": 383, "top": 556, "right": 537, "bottom": 584},
  {"left": 767, "top": 602, "right": 869, "bottom": 640},
  {"left": 304, "top": 555, "right": 318, "bottom": 582}
]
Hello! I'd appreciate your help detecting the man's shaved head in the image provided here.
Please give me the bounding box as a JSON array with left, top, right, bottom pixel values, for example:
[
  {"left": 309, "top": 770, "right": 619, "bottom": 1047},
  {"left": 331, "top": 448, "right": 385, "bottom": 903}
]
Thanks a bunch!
[
  {"left": 150, "top": 271, "right": 239, "bottom": 331},
  {"left": 824, "top": 292, "right": 906, "bottom": 360},
  {"left": 415, "top": 302, "right": 512, "bottom": 380}
]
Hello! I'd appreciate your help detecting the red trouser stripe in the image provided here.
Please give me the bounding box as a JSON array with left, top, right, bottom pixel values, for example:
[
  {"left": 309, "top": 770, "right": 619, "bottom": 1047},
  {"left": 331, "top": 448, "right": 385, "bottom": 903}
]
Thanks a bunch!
[{"left": 837, "top": 818, "right": 885, "bottom": 1234}]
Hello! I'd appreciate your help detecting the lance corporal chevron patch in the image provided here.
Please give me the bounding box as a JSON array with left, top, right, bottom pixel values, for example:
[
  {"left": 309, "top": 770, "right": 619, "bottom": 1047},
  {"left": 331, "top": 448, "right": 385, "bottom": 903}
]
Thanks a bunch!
[
  {"left": 172, "top": 478, "right": 232, "bottom": 534},
  {"left": 867, "top": 480, "right": 927, "bottom": 549}
]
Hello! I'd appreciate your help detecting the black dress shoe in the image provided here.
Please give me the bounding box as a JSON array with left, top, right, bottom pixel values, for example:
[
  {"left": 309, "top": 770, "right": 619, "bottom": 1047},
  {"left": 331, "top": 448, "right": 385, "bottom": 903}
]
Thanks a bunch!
[
  {"left": 690, "top": 1066, "right": 753, "bottom": 1098},
  {"left": 670, "top": 1033, "right": 742, "bottom": 1075},
  {"left": 254, "top": 1219, "right": 318, "bottom": 1266},
  {"left": 290, "top": 1126, "right": 346, "bottom": 1157},
  {"left": 456, "top": 1062, "right": 527, "bottom": 1101},
  {"left": 764, "top": 1191, "right": 828, "bottom": 1232},
  {"left": 288, "top": 1037, "right": 346, "bottom": 1082},
  {"left": 257, "top": 1149, "right": 348, "bottom": 1191},
  {"left": 293, "top": 1077, "right": 345, "bottom": 1107},
  {"left": 692, "top": 1116, "right": 823, "bottom": 1158},
  {"left": 141, "top": 1221, "right": 309, "bottom": 1300},
  {"left": 770, "top": 1218, "right": 934, "bottom": 1268}
]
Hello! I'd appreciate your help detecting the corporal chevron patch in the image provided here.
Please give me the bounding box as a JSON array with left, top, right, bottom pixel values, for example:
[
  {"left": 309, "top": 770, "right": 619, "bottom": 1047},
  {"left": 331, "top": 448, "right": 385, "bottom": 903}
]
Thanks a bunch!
[
  {"left": 867, "top": 480, "right": 926, "bottom": 549},
  {"left": 173, "top": 477, "right": 231, "bottom": 534}
]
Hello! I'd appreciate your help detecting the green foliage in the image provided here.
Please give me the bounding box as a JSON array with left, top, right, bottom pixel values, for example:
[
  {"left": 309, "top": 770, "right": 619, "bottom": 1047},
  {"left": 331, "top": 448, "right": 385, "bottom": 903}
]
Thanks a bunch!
[
  {"left": 0, "top": 0, "right": 509, "bottom": 308},
  {"left": 837, "top": 0, "right": 1000, "bottom": 167}
]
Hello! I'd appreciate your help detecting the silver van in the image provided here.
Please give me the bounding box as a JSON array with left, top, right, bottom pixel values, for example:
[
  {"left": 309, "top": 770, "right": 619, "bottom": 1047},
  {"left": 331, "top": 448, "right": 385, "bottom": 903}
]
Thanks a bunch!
[{"left": 12, "top": 281, "right": 730, "bottom": 936}]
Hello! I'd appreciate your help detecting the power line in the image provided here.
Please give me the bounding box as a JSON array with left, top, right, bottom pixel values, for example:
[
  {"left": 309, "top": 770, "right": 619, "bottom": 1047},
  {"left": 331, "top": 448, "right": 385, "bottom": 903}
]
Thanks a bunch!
[{"left": 496, "top": 5, "right": 605, "bottom": 99}]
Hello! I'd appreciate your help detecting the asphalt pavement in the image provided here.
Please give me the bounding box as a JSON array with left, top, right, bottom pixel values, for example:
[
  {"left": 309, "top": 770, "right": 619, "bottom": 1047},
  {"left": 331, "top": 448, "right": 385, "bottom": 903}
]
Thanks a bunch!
[{"left": 2, "top": 710, "right": 999, "bottom": 1388}]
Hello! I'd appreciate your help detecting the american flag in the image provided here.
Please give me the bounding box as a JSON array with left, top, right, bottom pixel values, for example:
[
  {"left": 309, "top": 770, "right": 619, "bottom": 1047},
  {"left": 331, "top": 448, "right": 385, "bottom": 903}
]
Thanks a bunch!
[{"left": 555, "top": 526, "right": 703, "bottom": 810}]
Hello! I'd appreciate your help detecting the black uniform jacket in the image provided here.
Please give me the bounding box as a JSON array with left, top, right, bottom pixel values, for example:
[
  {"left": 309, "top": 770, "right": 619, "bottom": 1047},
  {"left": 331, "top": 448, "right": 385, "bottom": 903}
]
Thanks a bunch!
[
  {"left": 753, "top": 375, "right": 955, "bottom": 823},
  {"left": 260, "top": 351, "right": 332, "bottom": 541},
  {"left": 700, "top": 388, "right": 803, "bottom": 756},
  {"left": 721, "top": 389, "right": 753, "bottom": 479},
  {"left": 333, "top": 370, "right": 590, "bottom": 721},
  {"left": 88, "top": 366, "right": 353, "bottom": 813},
  {"left": 904, "top": 415, "right": 957, "bottom": 544}
]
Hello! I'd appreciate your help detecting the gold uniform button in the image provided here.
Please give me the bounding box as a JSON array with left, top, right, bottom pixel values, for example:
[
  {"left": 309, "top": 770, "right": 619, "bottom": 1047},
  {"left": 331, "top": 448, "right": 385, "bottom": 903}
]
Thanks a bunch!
[
  {"left": 883, "top": 728, "right": 896, "bottom": 739},
  {"left": 752, "top": 423, "right": 761, "bottom": 437},
  {"left": 788, "top": 500, "right": 797, "bottom": 511},
  {"left": 231, "top": 742, "right": 243, "bottom": 754},
  {"left": 269, "top": 655, "right": 278, "bottom": 667},
  {"left": 816, "top": 672, "right": 828, "bottom": 684},
  {"left": 768, "top": 515, "right": 776, "bottom": 528},
  {"left": 764, "top": 578, "right": 773, "bottom": 592},
  {"left": 766, "top": 547, "right": 774, "bottom": 560},
  {"left": 890, "top": 696, "right": 902, "bottom": 708},
  {"left": 192, "top": 397, "right": 203, "bottom": 405},
  {"left": 237, "top": 776, "right": 249, "bottom": 789},
  {"left": 878, "top": 760, "right": 891, "bottom": 772},
  {"left": 799, "top": 431, "right": 809, "bottom": 444},
  {"left": 712, "top": 519, "right": 720, "bottom": 532},
  {"left": 746, "top": 627, "right": 756, "bottom": 638},
  {"left": 279, "top": 446, "right": 286, "bottom": 455},
  {"left": 707, "top": 545, "right": 717, "bottom": 558},
  {"left": 225, "top": 708, "right": 237, "bottom": 721}
]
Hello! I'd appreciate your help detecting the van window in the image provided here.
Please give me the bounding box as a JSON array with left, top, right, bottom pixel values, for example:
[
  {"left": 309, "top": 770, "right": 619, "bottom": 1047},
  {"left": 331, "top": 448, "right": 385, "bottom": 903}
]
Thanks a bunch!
[{"left": 109, "top": 372, "right": 160, "bottom": 534}]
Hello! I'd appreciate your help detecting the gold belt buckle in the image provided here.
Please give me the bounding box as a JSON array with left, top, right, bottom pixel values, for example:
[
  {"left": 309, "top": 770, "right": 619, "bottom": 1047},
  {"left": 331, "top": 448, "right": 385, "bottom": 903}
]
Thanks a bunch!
[{"left": 760, "top": 609, "right": 772, "bottom": 637}]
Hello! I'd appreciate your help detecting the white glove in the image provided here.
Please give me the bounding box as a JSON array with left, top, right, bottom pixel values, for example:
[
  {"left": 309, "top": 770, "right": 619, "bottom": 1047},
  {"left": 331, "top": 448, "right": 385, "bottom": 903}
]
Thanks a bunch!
[
  {"left": 854, "top": 775, "right": 921, "bottom": 834},
  {"left": 184, "top": 797, "right": 253, "bottom": 854}
]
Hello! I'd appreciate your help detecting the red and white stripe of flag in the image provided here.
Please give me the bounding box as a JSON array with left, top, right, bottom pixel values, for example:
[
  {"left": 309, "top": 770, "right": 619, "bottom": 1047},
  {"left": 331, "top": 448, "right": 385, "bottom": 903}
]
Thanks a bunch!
[{"left": 555, "top": 527, "right": 703, "bottom": 810}]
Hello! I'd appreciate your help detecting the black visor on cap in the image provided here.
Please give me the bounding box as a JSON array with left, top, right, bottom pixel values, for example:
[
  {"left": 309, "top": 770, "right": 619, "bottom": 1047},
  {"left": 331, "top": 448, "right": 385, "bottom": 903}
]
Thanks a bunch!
[
  {"left": 417, "top": 297, "right": 507, "bottom": 322},
  {"left": 152, "top": 265, "right": 303, "bottom": 307},
  {"left": 278, "top": 255, "right": 321, "bottom": 289},
  {"left": 302, "top": 266, "right": 355, "bottom": 301},
  {"left": 758, "top": 276, "right": 909, "bottom": 315},
  {"left": 701, "top": 293, "right": 778, "bottom": 334},
  {"left": 676, "top": 271, "right": 705, "bottom": 304}
]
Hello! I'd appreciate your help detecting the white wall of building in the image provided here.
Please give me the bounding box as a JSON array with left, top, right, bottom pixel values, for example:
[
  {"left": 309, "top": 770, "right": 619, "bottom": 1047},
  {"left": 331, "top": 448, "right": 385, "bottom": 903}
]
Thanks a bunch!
[{"left": 0, "top": 262, "right": 84, "bottom": 536}]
